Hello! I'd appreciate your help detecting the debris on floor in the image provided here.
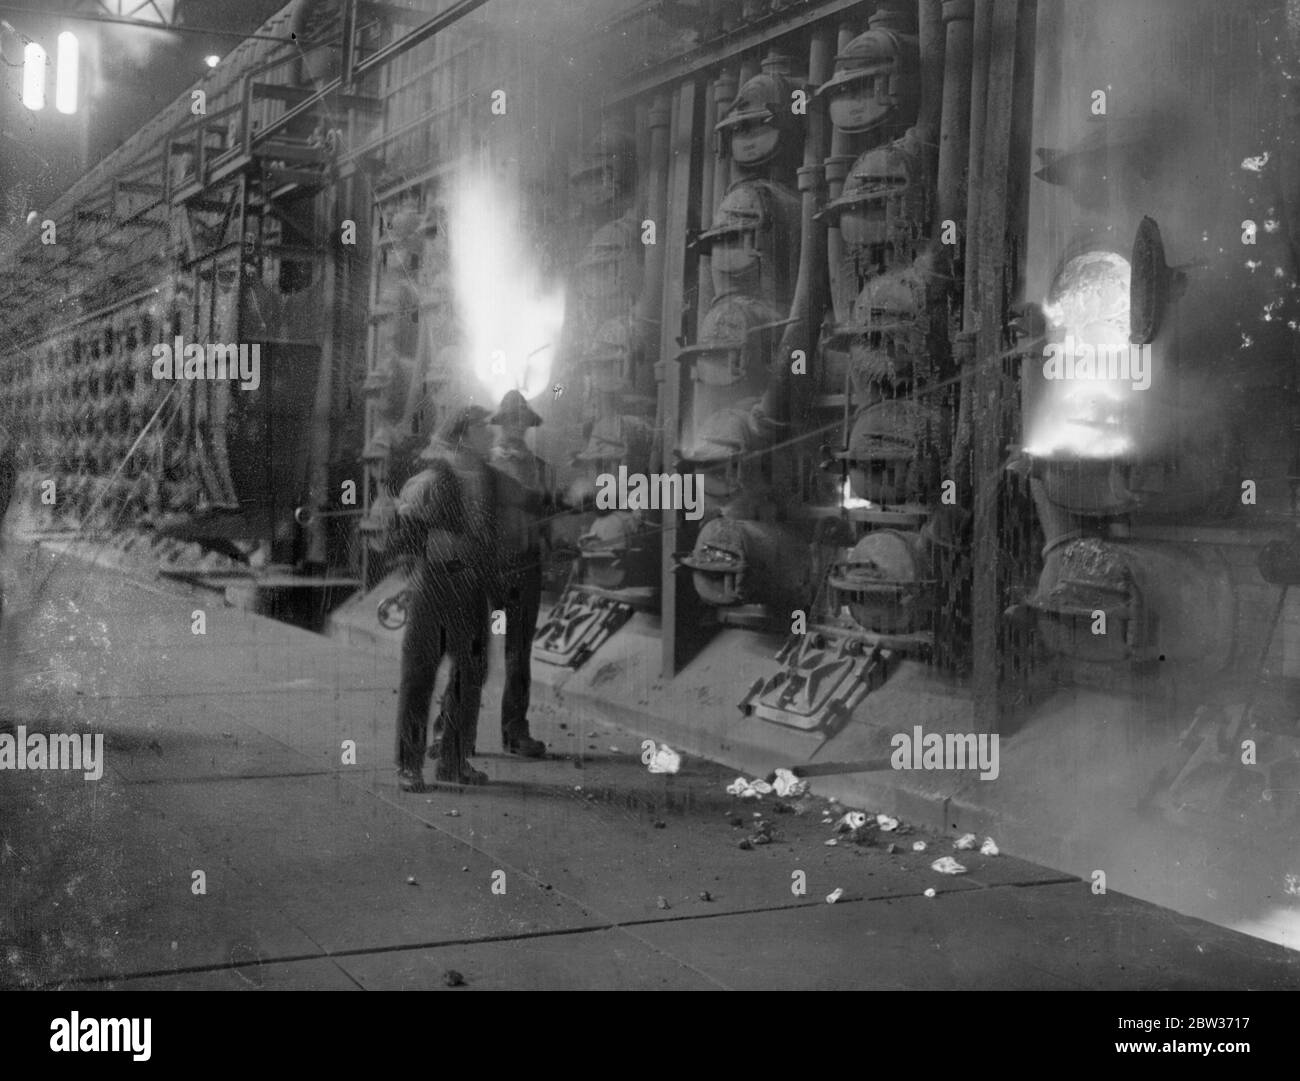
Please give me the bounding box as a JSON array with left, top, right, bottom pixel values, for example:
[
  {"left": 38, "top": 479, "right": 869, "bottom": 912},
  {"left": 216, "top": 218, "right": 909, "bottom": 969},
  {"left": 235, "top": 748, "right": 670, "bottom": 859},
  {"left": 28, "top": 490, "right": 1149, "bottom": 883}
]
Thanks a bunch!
[
  {"left": 406, "top": 875, "right": 418, "bottom": 886},
  {"left": 980, "top": 837, "right": 1000, "bottom": 857},
  {"left": 836, "top": 811, "right": 868, "bottom": 833},
  {"left": 912, "top": 841, "right": 927, "bottom": 852},
  {"left": 924, "top": 888, "right": 937, "bottom": 898},
  {"left": 954, "top": 833, "right": 978, "bottom": 850},
  {"left": 826, "top": 887, "right": 844, "bottom": 904},
  {"left": 699, "top": 890, "right": 713, "bottom": 902},
  {"left": 645, "top": 742, "right": 682, "bottom": 774},
  {"left": 443, "top": 969, "right": 466, "bottom": 987},
  {"left": 738, "top": 838, "right": 754, "bottom": 850},
  {"left": 771, "top": 767, "right": 808, "bottom": 798},
  {"left": 657, "top": 895, "right": 671, "bottom": 910},
  {"left": 726, "top": 776, "right": 773, "bottom": 799},
  {"left": 931, "top": 857, "right": 968, "bottom": 875},
  {"left": 876, "top": 814, "right": 899, "bottom": 832},
  {"left": 824, "top": 838, "right": 838, "bottom": 846}
]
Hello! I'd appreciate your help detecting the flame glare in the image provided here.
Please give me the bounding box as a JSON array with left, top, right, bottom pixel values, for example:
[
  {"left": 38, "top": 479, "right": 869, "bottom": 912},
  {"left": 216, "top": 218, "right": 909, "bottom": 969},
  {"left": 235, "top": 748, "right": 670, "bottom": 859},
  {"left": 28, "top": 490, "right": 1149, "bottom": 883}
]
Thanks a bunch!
[
  {"left": 841, "top": 478, "right": 874, "bottom": 510},
  {"left": 447, "top": 160, "right": 565, "bottom": 403},
  {"left": 1025, "top": 251, "right": 1138, "bottom": 459}
]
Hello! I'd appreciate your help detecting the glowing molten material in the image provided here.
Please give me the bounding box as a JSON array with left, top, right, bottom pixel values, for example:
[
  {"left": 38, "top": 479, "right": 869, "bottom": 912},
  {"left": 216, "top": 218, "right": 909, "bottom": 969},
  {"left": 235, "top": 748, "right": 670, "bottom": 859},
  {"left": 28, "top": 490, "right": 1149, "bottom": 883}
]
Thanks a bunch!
[
  {"left": 1025, "top": 251, "right": 1136, "bottom": 459},
  {"left": 447, "top": 160, "right": 566, "bottom": 402},
  {"left": 841, "top": 478, "right": 874, "bottom": 510}
]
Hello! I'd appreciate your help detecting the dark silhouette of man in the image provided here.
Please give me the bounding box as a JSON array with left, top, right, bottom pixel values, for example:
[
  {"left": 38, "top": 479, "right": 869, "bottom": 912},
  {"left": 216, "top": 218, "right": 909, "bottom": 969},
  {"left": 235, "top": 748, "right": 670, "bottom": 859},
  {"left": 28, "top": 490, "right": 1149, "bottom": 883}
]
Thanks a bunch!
[
  {"left": 485, "top": 390, "right": 554, "bottom": 757},
  {"left": 393, "top": 405, "right": 496, "bottom": 789}
]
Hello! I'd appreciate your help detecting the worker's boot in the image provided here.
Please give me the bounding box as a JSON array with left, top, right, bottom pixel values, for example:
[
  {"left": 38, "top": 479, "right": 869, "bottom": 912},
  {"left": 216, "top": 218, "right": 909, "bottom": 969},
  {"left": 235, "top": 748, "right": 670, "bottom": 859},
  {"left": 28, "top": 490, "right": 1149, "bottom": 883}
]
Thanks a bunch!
[
  {"left": 397, "top": 767, "right": 430, "bottom": 793},
  {"left": 434, "top": 760, "right": 488, "bottom": 785},
  {"left": 504, "top": 732, "right": 546, "bottom": 758}
]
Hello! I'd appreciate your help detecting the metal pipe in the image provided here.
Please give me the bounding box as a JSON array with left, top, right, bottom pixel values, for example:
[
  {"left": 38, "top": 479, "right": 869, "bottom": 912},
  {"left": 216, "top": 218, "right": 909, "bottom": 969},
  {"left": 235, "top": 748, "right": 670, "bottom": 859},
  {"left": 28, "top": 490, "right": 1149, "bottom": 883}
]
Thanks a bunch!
[
  {"left": 762, "top": 26, "right": 832, "bottom": 428},
  {"left": 711, "top": 68, "right": 737, "bottom": 221},
  {"left": 935, "top": 0, "right": 974, "bottom": 233},
  {"left": 637, "top": 96, "right": 673, "bottom": 356},
  {"left": 946, "top": 0, "right": 992, "bottom": 487},
  {"left": 962, "top": 0, "right": 991, "bottom": 332},
  {"left": 917, "top": 0, "right": 945, "bottom": 149},
  {"left": 697, "top": 75, "right": 721, "bottom": 333},
  {"left": 970, "top": 0, "right": 1024, "bottom": 736},
  {"left": 305, "top": 183, "right": 341, "bottom": 566},
  {"left": 824, "top": 20, "right": 858, "bottom": 328}
]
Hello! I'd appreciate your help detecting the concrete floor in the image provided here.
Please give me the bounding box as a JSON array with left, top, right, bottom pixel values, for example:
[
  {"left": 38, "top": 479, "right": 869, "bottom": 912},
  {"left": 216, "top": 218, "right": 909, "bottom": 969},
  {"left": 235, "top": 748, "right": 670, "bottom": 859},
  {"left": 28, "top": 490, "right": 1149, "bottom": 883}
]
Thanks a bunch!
[{"left": 2, "top": 540, "right": 1298, "bottom": 990}]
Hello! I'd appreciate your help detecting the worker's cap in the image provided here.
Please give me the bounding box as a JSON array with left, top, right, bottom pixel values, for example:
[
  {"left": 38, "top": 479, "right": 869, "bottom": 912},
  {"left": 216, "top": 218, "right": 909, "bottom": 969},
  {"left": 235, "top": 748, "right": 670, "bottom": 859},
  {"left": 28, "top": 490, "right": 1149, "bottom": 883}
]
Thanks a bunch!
[{"left": 489, "top": 390, "right": 543, "bottom": 427}]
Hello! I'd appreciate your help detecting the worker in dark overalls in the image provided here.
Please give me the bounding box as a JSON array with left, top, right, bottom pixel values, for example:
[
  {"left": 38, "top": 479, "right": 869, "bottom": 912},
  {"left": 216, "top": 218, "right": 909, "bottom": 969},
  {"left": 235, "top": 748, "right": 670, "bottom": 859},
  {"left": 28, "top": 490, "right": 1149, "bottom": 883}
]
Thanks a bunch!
[
  {"left": 394, "top": 405, "right": 497, "bottom": 789},
  {"left": 486, "top": 390, "right": 553, "bottom": 757}
]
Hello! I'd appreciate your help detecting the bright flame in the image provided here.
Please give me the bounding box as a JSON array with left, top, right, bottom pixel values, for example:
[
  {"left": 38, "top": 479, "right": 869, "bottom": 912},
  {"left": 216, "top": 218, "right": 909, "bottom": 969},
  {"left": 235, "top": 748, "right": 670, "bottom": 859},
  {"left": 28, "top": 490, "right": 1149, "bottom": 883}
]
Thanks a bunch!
[
  {"left": 22, "top": 42, "right": 46, "bottom": 111},
  {"left": 55, "top": 33, "right": 78, "bottom": 115},
  {"left": 447, "top": 160, "right": 565, "bottom": 403},
  {"left": 1025, "top": 251, "right": 1138, "bottom": 459},
  {"left": 841, "top": 478, "right": 874, "bottom": 510}
]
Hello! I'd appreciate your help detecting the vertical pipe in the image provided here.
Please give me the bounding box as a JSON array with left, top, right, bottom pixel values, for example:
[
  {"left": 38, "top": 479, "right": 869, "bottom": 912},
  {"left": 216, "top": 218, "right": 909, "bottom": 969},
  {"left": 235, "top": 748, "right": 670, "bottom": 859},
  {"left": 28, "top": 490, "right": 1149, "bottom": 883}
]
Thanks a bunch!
[
  {"left": 963, "top": 0, "right": 992, "bottom": 333},
  {"left": 918, "top": 0, "right": 945, "bottom": 148},
  {"left": 971, "top": 0, "right": 1024, "bottom": 735},
  {"left": 637, "top": 95, "right": 673, "bottom": 371},
  {"left": 659, "top": 81, "right": 700, "bottom": 678},
  {"left": 306, "top": 185, "right": 339, "bottom": 566},
  {"left": 935, "top": 0, "right": 974, "bottom": 233},
  {"left": 947, "top": 0, "right": 992, "bottom": 486},
  {"left": 697, "top": 76, "right": 719, "bottom": 333},
  {"left": 764, "top": 26, "right": 832, "bottom": 428},
  {"left": 710, "top": 68, "right": 737, "bottom": 221},
  {"left": 824, "top": 21, "right": 857, "bottom": 327},
  {"left": 635, "top": 100, "right": 652, "bottom": 225}
]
